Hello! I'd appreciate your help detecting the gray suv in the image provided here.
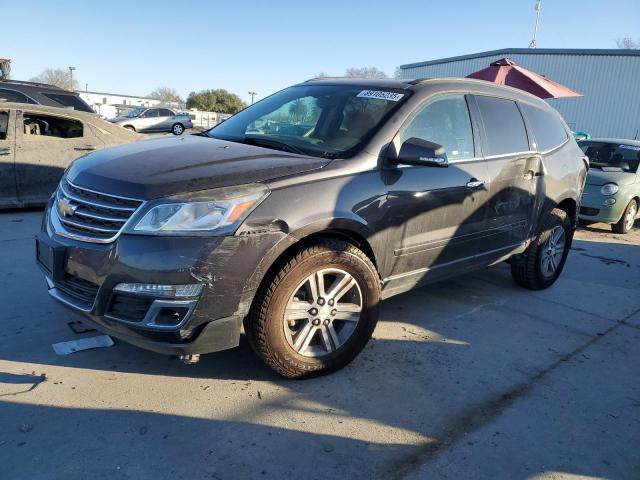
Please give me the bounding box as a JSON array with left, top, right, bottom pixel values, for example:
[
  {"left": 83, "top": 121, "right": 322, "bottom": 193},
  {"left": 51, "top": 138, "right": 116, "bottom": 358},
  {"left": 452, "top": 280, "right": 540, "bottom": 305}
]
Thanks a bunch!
[
  {"left": 36, "top": 78, "right": 586, "bottom": 378},
  {"left": 110, "top": 107, "right": 193, "bottom": 135}
]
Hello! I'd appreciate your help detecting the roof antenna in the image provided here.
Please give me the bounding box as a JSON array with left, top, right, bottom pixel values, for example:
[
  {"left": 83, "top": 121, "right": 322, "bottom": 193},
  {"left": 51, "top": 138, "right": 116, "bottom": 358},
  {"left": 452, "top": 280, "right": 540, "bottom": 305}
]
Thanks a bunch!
[{"left": 529, "top": 0, "right": 542, "bottom": 48}]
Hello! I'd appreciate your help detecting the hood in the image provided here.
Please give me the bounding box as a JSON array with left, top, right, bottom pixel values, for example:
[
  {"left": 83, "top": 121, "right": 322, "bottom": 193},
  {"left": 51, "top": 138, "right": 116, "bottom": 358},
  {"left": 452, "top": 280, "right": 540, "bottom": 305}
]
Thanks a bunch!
[
  {"left": 66, "top": 135, "right": 332, "bottom": 199},
  {"left": 585, "top": 168, "right": 637, "bottom": 187}
]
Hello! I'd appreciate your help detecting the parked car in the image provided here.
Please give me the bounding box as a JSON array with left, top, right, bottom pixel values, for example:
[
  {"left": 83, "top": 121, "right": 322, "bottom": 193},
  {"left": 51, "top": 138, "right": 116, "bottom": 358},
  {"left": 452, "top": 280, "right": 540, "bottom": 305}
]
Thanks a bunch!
[
  {"left": 0, "top": 80, "right": 94, "bottom": 113},
  {"left": 578, "top": 138, "right": 640, "bottom": 233},
  {"left": 110, "top": 107, "right": 193, "bottom": 135},
  {"left": 0, "top": 102, "right": 140, "bottom": 208},
  {"left": 36, "top": 78, "right": 586, "bottom": 378}
]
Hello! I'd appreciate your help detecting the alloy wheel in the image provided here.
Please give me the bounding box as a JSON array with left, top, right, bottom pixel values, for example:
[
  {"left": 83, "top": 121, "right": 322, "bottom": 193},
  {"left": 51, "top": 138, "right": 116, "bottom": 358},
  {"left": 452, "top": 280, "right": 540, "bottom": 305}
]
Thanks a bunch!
[
  {"left": 624, "top": 202, "right": 637, "bottom": 231},
  {"left": 540, "top": 225, "right": 566, "bottom": 278},
  {"left": 283, "top": 268, "right": 362, "bottom": 358}
]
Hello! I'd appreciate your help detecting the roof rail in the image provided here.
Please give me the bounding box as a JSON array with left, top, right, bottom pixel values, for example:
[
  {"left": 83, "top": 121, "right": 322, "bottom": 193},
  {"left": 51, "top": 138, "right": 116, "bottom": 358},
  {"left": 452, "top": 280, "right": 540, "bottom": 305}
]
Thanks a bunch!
[
  {"left": 0, "top": 79, "right": 68, "bottom": 91},
  {"left": 406, "top": 78, "right": 432, "bottom": 85}
]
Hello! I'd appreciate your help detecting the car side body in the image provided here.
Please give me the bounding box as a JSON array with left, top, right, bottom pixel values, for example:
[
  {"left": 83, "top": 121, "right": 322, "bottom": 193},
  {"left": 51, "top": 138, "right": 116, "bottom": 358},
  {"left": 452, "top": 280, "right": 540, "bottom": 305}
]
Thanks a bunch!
[
  {"left": 0, "top": 102, "right": 140, "bottom": 208},
  {"left": 35, "top": 78, "right": 586, "bottom": 376},
  {"left": 110, "top": 107, "right": 193, "bottom": 135},
  {"left": 578, "top": 138, "right": 640, "bottom": 233}
]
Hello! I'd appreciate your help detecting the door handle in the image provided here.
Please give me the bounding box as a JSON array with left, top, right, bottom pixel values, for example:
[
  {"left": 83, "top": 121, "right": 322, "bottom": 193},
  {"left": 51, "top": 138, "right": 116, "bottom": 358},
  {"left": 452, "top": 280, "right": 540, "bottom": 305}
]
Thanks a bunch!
[
  {"left": 466, "top": 179, "right": 485, "bottom": 188},
  {"left": 0, "top": 147, "right": 11, "bottom": 155},
  {"left": 74, "top": 145, "right": 97, "bottom": 151}
]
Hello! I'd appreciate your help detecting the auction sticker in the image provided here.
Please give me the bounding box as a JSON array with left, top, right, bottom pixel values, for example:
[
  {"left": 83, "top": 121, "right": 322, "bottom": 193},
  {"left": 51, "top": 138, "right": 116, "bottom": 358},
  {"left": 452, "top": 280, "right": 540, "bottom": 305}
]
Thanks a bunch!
[{"left": 357, "top": 90, "right": 405, "bottom": 102}]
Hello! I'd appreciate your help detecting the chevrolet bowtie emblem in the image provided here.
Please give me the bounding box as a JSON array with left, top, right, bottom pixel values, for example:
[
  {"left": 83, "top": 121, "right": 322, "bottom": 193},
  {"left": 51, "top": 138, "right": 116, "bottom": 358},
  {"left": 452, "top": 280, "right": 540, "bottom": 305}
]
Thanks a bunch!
[{"left": 57, "top": 197, "right": 78, "bottom": 217}]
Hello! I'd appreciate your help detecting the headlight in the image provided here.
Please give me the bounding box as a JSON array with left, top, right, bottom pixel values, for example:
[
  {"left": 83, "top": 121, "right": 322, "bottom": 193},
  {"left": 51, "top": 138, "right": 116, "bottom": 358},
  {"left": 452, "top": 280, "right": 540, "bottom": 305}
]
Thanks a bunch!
[
  {"left": 131, "top": 184, "right": 269, "bottom": 235},
  {"left": 600, "top": 183, "right": 619, "bottom": 196}
]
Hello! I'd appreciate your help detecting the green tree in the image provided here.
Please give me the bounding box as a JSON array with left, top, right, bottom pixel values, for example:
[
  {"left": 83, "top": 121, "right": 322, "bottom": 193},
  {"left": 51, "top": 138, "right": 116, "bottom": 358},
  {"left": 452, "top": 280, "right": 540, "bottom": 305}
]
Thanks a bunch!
[
  {"left": 30, "top": 68, "right": 79, "bottom": 90},
  {"left": 148, "top": 86, "right": 183, "bottom": 104},
  {"left": 289, "top": 99, "right": 308, "bottom": 122},
  {"left": 344, "top": 66, "right": 388, "bottom": 79},
  {"left": 186, "top": 89, "right": 246, "bottom": 113}
]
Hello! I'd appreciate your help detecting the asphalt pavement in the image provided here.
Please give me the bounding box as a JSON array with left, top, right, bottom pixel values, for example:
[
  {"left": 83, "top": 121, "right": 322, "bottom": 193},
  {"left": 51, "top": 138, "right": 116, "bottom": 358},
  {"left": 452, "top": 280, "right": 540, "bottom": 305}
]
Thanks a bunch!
[{"left": 0, "top": 210, "right": 638, "bottom": 479}]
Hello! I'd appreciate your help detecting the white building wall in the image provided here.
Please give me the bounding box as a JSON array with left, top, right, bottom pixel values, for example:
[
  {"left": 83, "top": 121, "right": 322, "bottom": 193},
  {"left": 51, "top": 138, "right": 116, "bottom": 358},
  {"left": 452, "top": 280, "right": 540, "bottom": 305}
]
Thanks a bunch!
[{"left": 399, "top": 49, "right": 640, "bottom": 139}]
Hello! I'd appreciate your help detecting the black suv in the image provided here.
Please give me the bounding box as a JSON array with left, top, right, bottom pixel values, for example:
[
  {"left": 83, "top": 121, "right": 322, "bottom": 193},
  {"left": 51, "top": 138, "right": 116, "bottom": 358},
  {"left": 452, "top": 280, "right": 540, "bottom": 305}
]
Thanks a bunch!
[
  {"left": 0, "top": 80, "right": 94, "bottom": 113},
  {"left": 36, "top": 78, "right": 586, "bottom": 377}
]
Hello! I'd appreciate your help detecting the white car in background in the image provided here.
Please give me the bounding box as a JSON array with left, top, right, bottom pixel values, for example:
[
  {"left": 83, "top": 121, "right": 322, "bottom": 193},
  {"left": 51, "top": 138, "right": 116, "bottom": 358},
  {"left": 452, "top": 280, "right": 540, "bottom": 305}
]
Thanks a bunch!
[{"left": 110, "top": 107, "right": 193, "bottom": 135}]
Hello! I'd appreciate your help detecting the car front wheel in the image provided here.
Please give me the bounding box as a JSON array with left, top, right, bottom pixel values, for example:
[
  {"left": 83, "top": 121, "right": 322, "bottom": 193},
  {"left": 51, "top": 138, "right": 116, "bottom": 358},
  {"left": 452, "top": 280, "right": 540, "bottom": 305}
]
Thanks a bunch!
[
  {"left": 612, "top": 199, "right": 637, "bottom": 234},
  {"left": 246, "top": 239, "right": 381, "bottom": 378},
  {"left": 172, "top": 123, "right": 184, "bottom": 135},
  {"left": 510, "top": 208, "right": 572, "bottom": 290}
]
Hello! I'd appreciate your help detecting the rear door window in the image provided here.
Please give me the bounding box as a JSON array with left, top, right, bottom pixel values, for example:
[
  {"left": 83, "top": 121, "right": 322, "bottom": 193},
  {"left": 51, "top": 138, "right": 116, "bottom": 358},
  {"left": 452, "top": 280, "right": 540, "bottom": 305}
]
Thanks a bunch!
[
  {"left": 159, "top": 108, "right": 174, "bottom": 116},
  {"left": 400, "top": 95, "right": 475, "bottom": 161},
  {"left": 475, "top": 96, "right": 529, "bottom": 156},
  {"left": 520, "top": 103, "right": 568, "bottom": 151}
]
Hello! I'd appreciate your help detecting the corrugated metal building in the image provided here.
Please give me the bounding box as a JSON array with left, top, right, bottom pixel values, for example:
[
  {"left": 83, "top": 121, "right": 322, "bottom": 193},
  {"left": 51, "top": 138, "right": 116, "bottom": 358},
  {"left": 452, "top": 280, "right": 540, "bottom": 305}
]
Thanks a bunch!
[{"left": 399, "top": 48, "right": 640, "bottom": 139}]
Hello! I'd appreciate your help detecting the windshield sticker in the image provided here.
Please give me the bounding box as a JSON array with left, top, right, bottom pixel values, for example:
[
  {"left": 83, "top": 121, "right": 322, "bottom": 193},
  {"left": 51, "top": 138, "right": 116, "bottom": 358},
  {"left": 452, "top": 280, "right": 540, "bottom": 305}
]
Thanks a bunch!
[
  {"left": 619, "top": 144, "right": 640, "bottom": 151},
  {"left": 357, "top": 90, "right": 404, "bottom": 102}
]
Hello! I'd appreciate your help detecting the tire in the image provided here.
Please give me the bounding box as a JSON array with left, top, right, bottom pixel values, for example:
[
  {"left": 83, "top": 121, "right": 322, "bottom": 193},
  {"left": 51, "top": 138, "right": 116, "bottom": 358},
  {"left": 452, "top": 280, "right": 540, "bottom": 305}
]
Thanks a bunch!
[
  {"left": 246, "top": 239, "right": 381, "bottom": 379},
  {"left": 172, "top": 123, "right": 184, "bottom": 135},
  {"left": 510, "top": 208, "right": 572, "bottom": 290},
  {"left": 612, "top": 199, "right": 637, "bottom": 234}
]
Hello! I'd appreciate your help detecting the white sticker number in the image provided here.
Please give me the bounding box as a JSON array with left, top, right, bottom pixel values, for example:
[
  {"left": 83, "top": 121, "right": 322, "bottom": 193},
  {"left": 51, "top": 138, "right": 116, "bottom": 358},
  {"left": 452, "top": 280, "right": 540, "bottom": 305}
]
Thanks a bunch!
[{"left": 357, "top": 90, "right": 405, "bottom": 102}]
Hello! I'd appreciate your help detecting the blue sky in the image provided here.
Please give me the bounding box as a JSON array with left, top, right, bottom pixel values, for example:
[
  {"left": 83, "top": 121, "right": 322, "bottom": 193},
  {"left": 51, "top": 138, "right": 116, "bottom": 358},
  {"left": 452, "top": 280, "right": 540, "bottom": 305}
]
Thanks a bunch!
[{"left": 2, "top": 0, "right": 638, "bottom": 103}]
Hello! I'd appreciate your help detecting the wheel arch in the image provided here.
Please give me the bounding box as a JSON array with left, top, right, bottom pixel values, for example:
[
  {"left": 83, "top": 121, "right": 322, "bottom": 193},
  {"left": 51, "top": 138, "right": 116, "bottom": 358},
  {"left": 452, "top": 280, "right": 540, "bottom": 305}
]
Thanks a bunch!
[{"left": 239, "top": 221, "right": 380, "bottom": 318}]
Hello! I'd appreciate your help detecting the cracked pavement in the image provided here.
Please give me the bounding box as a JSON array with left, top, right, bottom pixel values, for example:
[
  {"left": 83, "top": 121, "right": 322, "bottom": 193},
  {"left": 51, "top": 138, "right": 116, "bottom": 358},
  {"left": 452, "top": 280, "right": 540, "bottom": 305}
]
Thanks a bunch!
[{"left": 0, "top": 211, "right": 638, "bottom": 479}]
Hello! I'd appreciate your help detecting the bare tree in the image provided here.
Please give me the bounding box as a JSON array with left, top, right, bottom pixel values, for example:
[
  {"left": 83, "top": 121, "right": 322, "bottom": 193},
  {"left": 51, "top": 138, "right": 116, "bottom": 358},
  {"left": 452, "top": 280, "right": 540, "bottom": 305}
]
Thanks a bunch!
[
  {"left": 344, "top": 67, "right": 388, "bottom": 79},
  {"left": 30, "top": 68, "right": 79, "bottom": 90},
  {"left": 148, "top": 86, "right": 184, "bottom": 104},
  {"left": 616, "top": 37, "right": 640, "bottom": 49}
]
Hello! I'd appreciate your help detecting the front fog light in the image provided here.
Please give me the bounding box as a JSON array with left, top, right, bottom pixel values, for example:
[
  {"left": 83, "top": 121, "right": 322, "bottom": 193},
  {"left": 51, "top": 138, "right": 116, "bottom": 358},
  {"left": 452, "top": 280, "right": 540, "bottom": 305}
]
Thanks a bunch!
[
  {"left": 114, "top": 283, "right": 204, "bottom": 298},
  {"left": 603, "top": 198, "right": 616, "bottom": 206}
]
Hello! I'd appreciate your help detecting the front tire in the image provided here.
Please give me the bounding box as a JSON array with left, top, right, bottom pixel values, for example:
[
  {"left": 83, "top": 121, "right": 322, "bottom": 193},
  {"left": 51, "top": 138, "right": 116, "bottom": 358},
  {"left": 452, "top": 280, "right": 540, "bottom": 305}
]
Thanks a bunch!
[
  {"left": 246, "top": 239, "right": 381, "bottom": 379},
  {"left": 172, "top": 123, "right": 184, "bottom": 135},
  {"left": 612, "top": 199, "right": 637, "bottom": 234},
  {"left": 510, "top": 208, "right": 572, "bottom": 290}
]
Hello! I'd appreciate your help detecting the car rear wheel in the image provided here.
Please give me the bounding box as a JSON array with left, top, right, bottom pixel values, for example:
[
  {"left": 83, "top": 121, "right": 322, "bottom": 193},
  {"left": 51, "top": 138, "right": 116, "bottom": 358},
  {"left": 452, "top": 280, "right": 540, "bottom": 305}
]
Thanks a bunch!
[
  {"left": 246, "top": 239, "right": 381, "bottom": 378},
  {"left": 612, "top": 199, "right": 637, "bottom": 234},
  {"left": 172, "top": 123, "right": 184, "bottom": 135},
  {"left": 510, "top": 208, "right": 572, "bottom": 290}
]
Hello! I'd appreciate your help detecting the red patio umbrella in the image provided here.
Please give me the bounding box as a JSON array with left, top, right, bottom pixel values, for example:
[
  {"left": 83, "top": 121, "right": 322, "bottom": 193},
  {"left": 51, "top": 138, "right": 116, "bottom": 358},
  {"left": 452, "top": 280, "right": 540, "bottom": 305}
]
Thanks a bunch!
[{"left": 466, "top": 58, "right": 582, "bottom": 99}]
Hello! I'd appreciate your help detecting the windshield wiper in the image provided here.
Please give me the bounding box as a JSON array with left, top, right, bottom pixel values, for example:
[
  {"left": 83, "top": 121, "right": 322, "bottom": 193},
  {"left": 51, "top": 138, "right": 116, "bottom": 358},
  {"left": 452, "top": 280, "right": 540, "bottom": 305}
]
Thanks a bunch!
[{"left": 243, "top": 137, "right": 308, "bottom": 156}]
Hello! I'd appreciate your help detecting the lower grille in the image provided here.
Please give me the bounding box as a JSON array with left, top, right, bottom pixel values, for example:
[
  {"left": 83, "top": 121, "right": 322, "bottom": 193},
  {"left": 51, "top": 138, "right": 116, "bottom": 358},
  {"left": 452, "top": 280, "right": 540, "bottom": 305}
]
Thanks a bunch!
[
  {"left": 580, "top": 206, "right": 600, "bottom": 216},
  {"left": 107, "top": 294, "right": 153, "bottom": 323},
  {"left": 55, "top": 275, "right": 99, "bottom": 306}
]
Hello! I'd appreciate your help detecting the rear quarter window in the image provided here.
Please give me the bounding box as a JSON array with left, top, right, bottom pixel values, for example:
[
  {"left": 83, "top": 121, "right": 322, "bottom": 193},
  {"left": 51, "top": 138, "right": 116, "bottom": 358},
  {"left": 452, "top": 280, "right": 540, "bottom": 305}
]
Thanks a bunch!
[
  {"left": 521, "top": 103, "right": 568, "bottom": 152},
  {"left": 475, "top": 96, "right": 529, "bottom": 156}
]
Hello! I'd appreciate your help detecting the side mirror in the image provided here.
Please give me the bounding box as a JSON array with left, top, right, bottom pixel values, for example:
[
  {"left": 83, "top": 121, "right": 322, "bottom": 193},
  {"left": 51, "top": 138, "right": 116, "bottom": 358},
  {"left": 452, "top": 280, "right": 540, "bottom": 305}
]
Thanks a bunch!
[{"left": 393, "top": 137, "right": 448, "bottom": 168}]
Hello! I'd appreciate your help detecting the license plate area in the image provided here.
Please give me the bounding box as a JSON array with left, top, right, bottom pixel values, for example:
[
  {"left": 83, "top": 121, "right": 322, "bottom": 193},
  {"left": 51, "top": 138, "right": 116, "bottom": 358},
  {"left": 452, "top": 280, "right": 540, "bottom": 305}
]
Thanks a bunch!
[{"left": 36, "top": 234, "right": 66, "bottom": 282}]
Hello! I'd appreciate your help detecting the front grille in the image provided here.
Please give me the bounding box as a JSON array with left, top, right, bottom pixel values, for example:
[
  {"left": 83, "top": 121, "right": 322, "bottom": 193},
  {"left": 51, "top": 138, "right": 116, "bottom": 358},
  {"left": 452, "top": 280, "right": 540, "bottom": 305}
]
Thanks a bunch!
[
  {"left": 55, "top": 179, "right": 143, "bottom": 241},
  {"left": 56, "top": 274, "right": 100, "bottom": 306},
  {"left": 580, "top": 206, "right": 600, "bottom": 216},
  {"left": 107, "top": 294, "right": 153, "bottom": 323}
]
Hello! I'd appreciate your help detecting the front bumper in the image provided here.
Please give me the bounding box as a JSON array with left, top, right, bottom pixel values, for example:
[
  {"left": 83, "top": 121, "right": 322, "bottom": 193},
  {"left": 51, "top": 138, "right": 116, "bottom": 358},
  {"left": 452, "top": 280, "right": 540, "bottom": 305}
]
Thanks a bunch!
[
  {"left": 37, "top": 201, "right": 286, "bottom": 355},
  {"left": 578, "top": 186, "right": 626, "bottom": 224}
]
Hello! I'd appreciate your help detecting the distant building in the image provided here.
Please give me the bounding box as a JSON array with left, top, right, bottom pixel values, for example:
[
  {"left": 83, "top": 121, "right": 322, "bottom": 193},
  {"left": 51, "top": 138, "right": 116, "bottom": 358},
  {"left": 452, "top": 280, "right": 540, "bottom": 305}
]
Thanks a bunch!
[{"left": 399, "top": 48, "right": 640, "bottom": 139}]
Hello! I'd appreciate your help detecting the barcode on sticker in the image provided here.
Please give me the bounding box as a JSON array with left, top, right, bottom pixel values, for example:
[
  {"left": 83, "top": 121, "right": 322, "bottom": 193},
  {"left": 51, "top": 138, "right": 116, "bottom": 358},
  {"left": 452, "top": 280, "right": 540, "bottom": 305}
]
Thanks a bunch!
[{"left": 357, "top": 90, "right": 404, "bottom": 102}]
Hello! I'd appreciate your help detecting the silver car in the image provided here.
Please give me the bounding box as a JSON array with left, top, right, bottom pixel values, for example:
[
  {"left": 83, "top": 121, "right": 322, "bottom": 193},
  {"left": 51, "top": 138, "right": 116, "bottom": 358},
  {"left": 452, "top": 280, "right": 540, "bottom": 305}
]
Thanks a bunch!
[{"left": 110, "top": 107, "right": 193, "bottom": 135}]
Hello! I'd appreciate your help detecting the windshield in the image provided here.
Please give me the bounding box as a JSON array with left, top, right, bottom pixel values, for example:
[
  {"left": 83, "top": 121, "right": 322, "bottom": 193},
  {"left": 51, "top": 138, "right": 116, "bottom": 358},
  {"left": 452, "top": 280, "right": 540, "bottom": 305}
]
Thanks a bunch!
[
  {"left": 124, "top": 107, "right": 145, "bottom": 118},
  {"left": 205, "top": 85, "right": 409, "bottom": 158},
  {"left": 580, "top": 141, "right": 640, "bottom": 173}
]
